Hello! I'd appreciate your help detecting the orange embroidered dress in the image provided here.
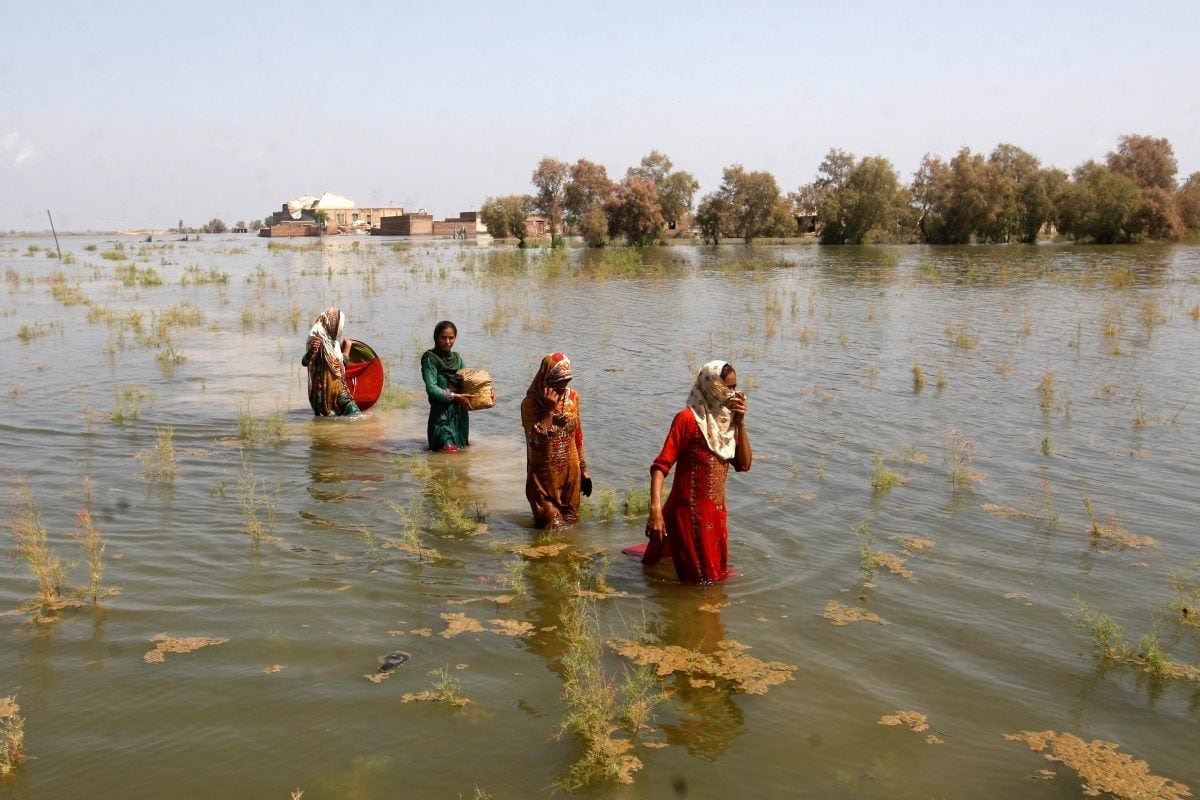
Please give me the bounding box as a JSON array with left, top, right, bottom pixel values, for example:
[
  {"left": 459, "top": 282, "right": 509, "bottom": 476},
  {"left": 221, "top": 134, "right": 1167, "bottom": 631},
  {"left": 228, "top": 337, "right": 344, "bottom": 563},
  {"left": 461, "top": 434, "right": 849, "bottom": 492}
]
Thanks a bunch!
[
  {"left": 642, "top": 409, "right": 747, "bottom": 582},
  {"left": 520, "top": 354, "right": 587, "bottom": 529}
]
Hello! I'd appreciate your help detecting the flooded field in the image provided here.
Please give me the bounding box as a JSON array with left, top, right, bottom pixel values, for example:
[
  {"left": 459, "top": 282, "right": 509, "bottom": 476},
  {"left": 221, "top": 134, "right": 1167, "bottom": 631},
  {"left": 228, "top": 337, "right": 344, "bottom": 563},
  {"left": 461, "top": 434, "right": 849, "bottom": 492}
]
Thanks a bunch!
[{"left": 1, "top": 235, "right": 1198, "bottom": 799}]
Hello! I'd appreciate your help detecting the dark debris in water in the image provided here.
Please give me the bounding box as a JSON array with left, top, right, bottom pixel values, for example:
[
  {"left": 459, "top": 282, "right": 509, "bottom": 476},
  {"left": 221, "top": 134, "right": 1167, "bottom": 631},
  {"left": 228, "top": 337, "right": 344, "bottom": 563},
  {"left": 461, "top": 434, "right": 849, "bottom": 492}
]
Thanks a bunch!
[{"left": 379, "top": 651, "right": 411, "bottom": 672}]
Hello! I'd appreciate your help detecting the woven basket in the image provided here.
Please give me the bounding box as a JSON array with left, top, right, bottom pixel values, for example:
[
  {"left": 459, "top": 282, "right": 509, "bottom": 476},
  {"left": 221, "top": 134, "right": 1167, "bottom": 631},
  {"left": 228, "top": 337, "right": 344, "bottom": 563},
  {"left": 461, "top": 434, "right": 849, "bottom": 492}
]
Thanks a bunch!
[{"left": 456, "top": 367, "right": 495, "bottom": 410}]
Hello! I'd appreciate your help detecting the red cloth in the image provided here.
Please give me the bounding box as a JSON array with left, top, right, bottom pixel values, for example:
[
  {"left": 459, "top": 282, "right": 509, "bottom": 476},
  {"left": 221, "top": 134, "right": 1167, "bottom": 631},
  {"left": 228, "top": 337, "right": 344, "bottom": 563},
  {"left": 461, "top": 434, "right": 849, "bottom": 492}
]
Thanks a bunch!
[{"left": 642, "top": 410, "right": 745, "bottom": 583}]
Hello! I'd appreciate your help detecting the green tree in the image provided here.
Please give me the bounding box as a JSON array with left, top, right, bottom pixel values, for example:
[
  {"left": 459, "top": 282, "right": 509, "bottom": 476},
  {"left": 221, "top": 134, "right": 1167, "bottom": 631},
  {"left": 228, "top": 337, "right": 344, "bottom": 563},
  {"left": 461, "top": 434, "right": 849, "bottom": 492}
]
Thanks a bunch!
[
  {"left": 800, "top": 150, "right": 908, "bottom": 244},
  {"left": 249, "top": 219, "right": 264, "bottom": 231},
  {"left": 695, "top": 192, "right": 730, "bottom": 244},
  {"left": 943, "top": 148, "right": 994, "bottom": 243},
  {"left": 203, "top": 217, "right": 229, "bottom": 234},
  {"left": 1177, "top": 172, "right": 1200, "bottom": 230},
  {"left": 627, "top": 150, "right": 699, "bottom": 228},
  {"left": 531, "top": 157, "right": 569, "bottom": 247},
  {"left": 912, "top": 153, "right": 952, "bottom": 243},
  {"left": 1057, "top": 161, "right": 1142, "bottom": 243},
  {"left": 564, "top": 159, "right": 613, "bottom": 244},
  {"left": 766, "top": 198, "right": 798, "bottom": 238},
  {"left": 716, "top": 164, "right": 782, "bottom": 243},
  {"left": 606, "top": 178, "right": 665, "bottom": 247},
  {"left": 578, "top": 206, "right": 610, "bottom": 247},
  {"left": 1014, "top": 168, "right": 1068, "bottom": 243},
  {"left": 1106, "top": 134, "right": 1178, "bottom": 191},
  {"left": 660, "top": 170, "right": 701, "bottom": 229},
  {"left": 1132, "top": 186, "right": 1185, "bottom": 240},
  {"left": 980, "top": 144, "right": 1041, "bottom": 243},
  {"left": 911, "top": 148, "right": 996, "bottom": 244},
  {"left": 480, "top": 195, "right": 532, "bottom": 246}
]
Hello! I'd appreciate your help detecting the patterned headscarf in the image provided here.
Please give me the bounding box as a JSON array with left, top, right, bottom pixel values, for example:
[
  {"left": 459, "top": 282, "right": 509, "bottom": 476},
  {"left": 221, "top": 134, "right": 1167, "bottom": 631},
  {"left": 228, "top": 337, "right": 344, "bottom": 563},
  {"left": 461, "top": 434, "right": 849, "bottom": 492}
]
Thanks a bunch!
[
  {"left": 687, "top": 360, "right": 737, "bottom": 460},
  {"left": 308, "top": 306, "right": 346, "bottom": 376},
  {"left": 526, "top": 352, "right": 573, "bottom": 401}
]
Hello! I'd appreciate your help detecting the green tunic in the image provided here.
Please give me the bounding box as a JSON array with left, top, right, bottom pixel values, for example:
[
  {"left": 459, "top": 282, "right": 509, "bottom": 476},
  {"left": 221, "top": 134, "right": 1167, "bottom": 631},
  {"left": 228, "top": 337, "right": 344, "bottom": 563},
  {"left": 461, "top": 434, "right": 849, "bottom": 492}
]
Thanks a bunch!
[{"left": 421, "top": 349, "right": 469, "bottom": 450}]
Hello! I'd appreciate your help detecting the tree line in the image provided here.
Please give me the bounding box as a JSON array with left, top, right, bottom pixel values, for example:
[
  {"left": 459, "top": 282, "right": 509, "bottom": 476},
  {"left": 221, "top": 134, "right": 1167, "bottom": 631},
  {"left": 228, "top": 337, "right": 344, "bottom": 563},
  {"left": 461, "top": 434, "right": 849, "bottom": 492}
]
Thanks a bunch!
[
  {"left": 481, "top": 151, "right": 700, "bottom": 247},
  {"left": 482, "top": 135, "right": 1200, "bottom": 246}
]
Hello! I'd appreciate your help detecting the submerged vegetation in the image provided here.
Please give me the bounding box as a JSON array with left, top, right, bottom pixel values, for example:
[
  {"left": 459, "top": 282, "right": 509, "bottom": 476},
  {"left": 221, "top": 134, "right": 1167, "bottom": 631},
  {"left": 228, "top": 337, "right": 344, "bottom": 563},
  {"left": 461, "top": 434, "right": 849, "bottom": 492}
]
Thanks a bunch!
[
  {"left": 6, "top": 477, "right": 119, "bottom": 622},
  {"left": 1004, "top": 730, "right": 1190, "bottom": 800},
  {"left": 0, "top": 697, "right": 26, "bottom": 777},
  {"left": 556, "top": 594, "right": 665, "bottom": 789},
  {"left": 1074, "top": 598, "right": 1198, "bottom": 682}
]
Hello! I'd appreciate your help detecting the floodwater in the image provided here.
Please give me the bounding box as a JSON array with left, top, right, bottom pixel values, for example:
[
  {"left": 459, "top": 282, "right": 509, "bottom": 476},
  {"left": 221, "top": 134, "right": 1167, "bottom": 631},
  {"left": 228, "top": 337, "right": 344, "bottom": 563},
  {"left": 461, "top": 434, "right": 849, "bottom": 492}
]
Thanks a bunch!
[{"left": 1, "top": 235, "right": 1198, "bottom": 799}]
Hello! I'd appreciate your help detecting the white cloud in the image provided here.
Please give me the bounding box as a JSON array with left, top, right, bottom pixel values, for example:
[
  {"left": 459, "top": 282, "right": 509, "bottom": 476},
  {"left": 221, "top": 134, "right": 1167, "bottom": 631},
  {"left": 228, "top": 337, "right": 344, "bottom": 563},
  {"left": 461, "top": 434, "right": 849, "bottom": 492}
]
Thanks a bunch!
[{"left": 2, "top": 131, "right": 39, "bottom": 167}]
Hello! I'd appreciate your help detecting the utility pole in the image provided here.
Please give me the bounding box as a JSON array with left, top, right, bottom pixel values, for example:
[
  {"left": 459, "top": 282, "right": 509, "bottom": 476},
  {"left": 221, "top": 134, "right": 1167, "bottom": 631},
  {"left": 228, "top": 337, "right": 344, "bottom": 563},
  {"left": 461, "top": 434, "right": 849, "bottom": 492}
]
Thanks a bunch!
[{"left": 46, "top": 210, "right": 62, "bottom": 261}]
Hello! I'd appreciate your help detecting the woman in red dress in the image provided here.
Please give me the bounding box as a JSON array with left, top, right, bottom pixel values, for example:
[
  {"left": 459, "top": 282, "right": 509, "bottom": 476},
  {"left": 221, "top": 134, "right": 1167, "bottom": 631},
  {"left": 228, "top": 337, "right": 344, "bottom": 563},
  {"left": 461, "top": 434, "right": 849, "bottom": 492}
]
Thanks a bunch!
[{"left": 641, "top": 361, "right": 752, "bottom": 582}]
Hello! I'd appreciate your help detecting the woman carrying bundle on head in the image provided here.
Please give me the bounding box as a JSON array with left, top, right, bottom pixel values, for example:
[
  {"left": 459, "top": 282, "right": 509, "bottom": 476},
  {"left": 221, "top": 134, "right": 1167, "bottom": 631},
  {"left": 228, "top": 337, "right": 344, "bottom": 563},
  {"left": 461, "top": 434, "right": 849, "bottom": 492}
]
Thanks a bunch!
[
  {"left": 637, "top": 361, "right": 752, "bottom": 583},
  {"left": 421, "top": 320, "right": 471, "bottom": 453},
  {"left": 301, "top": 306, "right": 361, "bottom": 417},
  {"left": 520, "top": 352, "right": 592, "bottom": 529}
]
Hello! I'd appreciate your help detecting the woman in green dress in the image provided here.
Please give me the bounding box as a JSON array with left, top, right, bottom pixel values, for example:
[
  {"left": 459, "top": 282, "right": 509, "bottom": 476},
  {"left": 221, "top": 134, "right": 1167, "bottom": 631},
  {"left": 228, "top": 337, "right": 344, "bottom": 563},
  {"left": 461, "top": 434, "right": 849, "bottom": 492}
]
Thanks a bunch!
[{"left": 421, "top": 320, "right": 471, "bottom": 452}]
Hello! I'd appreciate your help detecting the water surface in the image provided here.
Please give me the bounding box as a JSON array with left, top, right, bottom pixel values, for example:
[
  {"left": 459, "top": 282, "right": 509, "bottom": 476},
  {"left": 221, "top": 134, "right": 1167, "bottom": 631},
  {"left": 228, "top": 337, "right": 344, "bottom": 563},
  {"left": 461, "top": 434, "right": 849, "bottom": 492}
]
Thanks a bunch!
[{"left": 1, "top": 236, "right": 1197, "bottom": 798}]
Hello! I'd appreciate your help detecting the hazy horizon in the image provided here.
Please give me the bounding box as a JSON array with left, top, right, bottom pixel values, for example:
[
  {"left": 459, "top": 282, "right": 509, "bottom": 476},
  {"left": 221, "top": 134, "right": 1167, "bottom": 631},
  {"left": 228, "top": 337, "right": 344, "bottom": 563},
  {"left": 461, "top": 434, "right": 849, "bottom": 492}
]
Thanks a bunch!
[{"left": 4, "top": 0, "right": 1198, "bottom": 233}]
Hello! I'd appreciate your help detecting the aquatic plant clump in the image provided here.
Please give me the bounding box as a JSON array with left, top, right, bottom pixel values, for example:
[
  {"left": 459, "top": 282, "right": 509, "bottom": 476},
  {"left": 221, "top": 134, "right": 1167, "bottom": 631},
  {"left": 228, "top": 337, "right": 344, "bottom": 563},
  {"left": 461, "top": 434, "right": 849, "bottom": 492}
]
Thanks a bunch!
[
  {"left": 1073, "top": 599, "right": 1198, "bottom": 682},
  {"left": 556, "top": 595, "right": 666, "bottom": 790},
  {"left": 1003, "top": 730, "right": 1191, "bottom": 800},
  {"left": 400, "top": 668, "right": 471, "bottom": 707},
  {"left": 870, "top": 453, "right": 907, "bottom": 493},
  {"left": 143, "top": 634, "right": 229, "bottom": 664},
  {"left": 879, "top": 710, "right": 944, "bottom": 744},
  {"left": 607, "top": 637, "right": 796, "bottom": 695},
  {"left": 7, "top": 482, "right": 81, "bottom": 621},
  {"left": 437, "top": 612, "right": 534, "bottom": 639},
  {"left": 945, "top": 428, "right": 985, "bottom": 487},
  {"left": 822, "top": 600, "right": 888, "bottom": 626},
  {"left": 0, "top": 697, "right": 26, "bottom": 776}
]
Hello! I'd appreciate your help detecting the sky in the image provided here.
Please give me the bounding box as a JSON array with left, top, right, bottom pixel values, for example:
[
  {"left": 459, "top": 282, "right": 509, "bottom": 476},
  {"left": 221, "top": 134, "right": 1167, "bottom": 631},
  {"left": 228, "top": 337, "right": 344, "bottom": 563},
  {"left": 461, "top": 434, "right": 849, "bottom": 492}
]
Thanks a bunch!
[{"left": 2, "top": 0, "right": 1198, "bottom": 232}]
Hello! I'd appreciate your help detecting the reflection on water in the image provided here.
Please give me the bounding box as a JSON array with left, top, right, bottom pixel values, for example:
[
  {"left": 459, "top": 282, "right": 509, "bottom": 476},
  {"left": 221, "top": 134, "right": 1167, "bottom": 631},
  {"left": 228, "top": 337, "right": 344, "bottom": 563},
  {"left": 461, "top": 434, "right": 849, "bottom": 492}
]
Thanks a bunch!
[
  {"left": 650, "top": 586, "right": 745, "bottom": 762},
  {"left": 1, "top": 236, "right": 1198, "bottom": 798}
]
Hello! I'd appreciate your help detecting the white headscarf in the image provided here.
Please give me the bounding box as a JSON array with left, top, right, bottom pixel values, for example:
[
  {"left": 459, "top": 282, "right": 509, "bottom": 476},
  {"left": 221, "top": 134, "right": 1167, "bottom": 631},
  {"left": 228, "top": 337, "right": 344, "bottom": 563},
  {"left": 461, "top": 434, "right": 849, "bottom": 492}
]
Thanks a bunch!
[
  {"left": 308, "top": 306, "right": 346, "bottom": 372},
  {"left": 687, "top": 360, "right": 737, "bottom": 460},
  {"left": 309, "top": 309, "right": 348, "bottom": 364}
]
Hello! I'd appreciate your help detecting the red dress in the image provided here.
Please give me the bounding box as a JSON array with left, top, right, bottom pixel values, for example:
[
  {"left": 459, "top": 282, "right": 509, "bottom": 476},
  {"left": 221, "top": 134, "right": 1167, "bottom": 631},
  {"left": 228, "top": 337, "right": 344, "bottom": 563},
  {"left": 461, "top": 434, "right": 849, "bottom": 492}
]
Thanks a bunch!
[{"left": 641, "top": 410, "right": 748, "bottom": 582}]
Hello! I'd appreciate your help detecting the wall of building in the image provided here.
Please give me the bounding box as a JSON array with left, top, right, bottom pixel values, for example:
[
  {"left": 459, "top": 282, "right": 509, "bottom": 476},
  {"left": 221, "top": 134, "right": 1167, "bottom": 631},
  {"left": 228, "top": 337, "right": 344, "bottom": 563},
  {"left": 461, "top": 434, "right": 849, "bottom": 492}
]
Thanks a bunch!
[{"left": 377, "top": 213, "right": 434, "bottom": 235}]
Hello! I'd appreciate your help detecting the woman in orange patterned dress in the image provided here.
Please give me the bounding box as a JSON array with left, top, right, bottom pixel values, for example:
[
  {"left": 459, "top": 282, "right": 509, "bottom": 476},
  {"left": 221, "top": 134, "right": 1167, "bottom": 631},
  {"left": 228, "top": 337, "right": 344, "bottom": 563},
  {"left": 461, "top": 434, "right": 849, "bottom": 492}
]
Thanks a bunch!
[
  {"left": 301, "top": 306, "right": 361, "bottom": 417},
  {"left": 640, "top": 361, "right": 752, "bottom": 582},
  {"left": 520, "top": 353, "right": 592, "bottom": 529}
]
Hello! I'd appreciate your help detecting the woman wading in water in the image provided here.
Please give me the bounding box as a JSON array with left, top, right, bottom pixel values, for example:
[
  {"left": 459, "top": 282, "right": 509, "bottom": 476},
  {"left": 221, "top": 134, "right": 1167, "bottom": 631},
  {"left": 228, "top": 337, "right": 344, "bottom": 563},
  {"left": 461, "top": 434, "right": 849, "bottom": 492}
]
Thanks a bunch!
[
  {"left": 301, "top": 306, "right": 361, "bottom": 417},
  {"left": 636, "top": 361, "right": 752, "bottom": 582},
  {"left": 521, "top": 352, "right": 592, "bottom": 529},
  {"left": 421, "top": 321, "right": 471, "bottom": 452}
]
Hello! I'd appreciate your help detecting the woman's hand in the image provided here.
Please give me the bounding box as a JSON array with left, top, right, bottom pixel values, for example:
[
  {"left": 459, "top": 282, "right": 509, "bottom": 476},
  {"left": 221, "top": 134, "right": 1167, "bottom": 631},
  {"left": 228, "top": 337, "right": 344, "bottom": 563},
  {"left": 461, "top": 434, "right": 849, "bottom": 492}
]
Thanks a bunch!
[
  {"left": 728, "top": 391, "right": 747, "bottom": 423},
  {"left": 309, "top": 337, "right": 322, "bottom": 355},
  {"left": 645, "top": 504, "right": 665, "bottom": 541},
  {"left": 451, "top": 392, "right": 471, "bottom": 410},
  {"left": 540, "top": 385, "right": 561, "bottom": 426}
]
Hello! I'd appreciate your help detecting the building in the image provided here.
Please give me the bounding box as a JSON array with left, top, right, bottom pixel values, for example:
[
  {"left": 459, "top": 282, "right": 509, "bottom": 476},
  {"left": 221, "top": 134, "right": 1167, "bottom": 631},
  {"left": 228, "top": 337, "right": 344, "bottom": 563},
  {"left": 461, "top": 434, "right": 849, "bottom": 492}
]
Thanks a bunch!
[
  {"left": 373, "top": 212, "right": 434, "bottom": 236},
  {"left": 265, "top": 191, "right": 488, "bottom": 238},
  {"left": 431, "top": 211, "right": 488, "bottom": 237},
  {"left": 264, "top": 192, "right": 406, "bottom": 235},
  {"left": 372, "top": 210, "right": 491, "bottom": 238}
]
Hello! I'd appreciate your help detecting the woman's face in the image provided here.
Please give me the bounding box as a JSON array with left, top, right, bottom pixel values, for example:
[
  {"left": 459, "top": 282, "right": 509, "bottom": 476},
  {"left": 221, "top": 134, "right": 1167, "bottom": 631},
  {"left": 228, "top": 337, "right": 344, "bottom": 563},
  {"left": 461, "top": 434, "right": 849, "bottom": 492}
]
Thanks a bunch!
[
  {"left": 722, "top": 370, "right": 738, "bottom": 393},
  {"left": 436, "top": 329, "right": 456, "bottom": 352}
]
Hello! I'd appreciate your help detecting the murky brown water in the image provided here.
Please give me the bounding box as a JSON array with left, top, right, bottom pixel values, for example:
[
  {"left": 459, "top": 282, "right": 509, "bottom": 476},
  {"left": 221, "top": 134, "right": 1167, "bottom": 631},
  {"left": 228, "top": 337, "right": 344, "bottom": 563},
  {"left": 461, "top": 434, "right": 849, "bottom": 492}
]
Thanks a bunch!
[{"left": 1, "top": 236, "right": 1197, "bottom": 798}]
